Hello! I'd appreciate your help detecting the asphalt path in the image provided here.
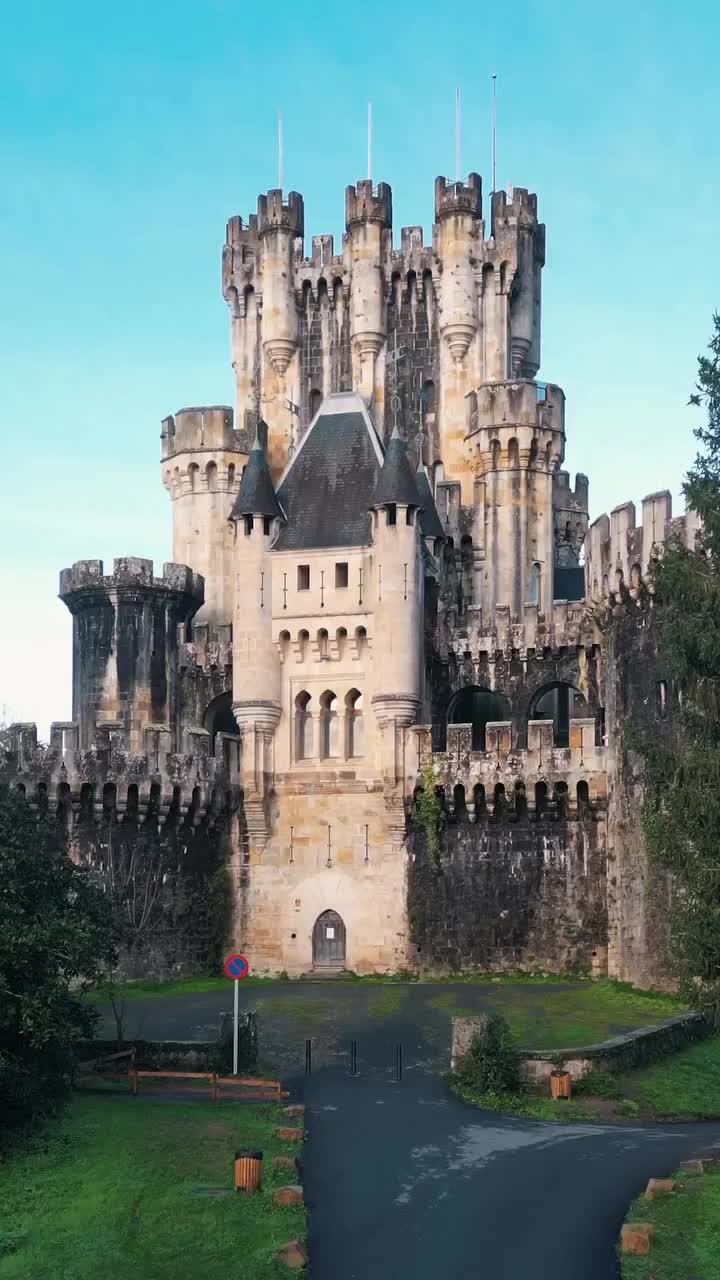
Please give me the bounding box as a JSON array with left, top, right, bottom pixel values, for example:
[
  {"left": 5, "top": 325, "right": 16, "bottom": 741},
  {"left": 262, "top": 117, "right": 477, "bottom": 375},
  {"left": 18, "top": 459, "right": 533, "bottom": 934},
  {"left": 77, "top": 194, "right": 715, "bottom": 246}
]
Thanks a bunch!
[{"left": 300, "top": 1063, "right": 720, "bottom": 1280}]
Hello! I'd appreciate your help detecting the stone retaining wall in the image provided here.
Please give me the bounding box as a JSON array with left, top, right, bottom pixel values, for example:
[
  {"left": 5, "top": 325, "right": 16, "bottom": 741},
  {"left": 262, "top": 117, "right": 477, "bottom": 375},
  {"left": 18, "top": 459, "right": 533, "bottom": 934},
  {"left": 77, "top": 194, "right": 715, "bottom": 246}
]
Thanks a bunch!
[{"left": 451, "top": 1008, "right": 715, "bottom": 1081}]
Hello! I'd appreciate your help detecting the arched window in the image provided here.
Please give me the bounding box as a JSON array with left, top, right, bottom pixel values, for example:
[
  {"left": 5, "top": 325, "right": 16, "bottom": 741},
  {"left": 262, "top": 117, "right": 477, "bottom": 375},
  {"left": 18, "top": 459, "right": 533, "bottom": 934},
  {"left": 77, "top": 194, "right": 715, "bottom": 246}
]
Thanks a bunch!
[
  {"left": 56, "top": 781, "right": 72, "bottom": 830},
  {"left": 514, "top": 780, "right": 527, "bottom": 819},
  {"left": 493, "top": 783, "right": 506, "bottom": 817},
  {"left": 298, "top": 629, "right": 309, "bottom": 661},
  {"left": 554, "top": 781, "right": 568, "bottom": 819},
  {"left": 473, "top": 782, "right": 486, "bottom": 819},
  {"left": 453, "top": 783, "right": 467, "bottom": 819},
  {"left": 203, "top": 692, "right": 239, "bottom": 751},
  {"left": 529, "top": 562, "right": 542, "bottom": 606},
  {"left": 577, "top": 780, "right": 590, "bottom": 817},
  {"left": 188, "top": 462, "right": 199, "bottom": 492},
  {"left": 345, "top": 689, "right": 364, "bottom": 758},
  {"left": 336, "top": 627, "right": 347, "bottom": 659},
  {"left": 278, "top": 629, "right": 291, "bottom": 662},
  {"left": 309, "top": 388, "right": 322, "bottom": 420},
  {"left": 295, "top": 691, "right": 313, "bottom": 760},
  {"left": 447, "top": 685, "right": 508, "bottom": 751},
  {"left": 318, "top": 629, "right": 329, "bottom": 659},
  {"left": 508, "top": 437, "right": 520, "bottom": 468},
  {"left": 535, "top": 780, "right": 548, "bottom": 818},
  {"left": 319, "top": 691, "right": 340, "bottom": 758},
  {"left": 205, "top": 460, "right": 217, "bottom": 492},
  {"left": 355, "top": 626, "right": 367, "bottom": 657},
  {"left": 528, "top": 682, "right": 587, "bottom": 748}
]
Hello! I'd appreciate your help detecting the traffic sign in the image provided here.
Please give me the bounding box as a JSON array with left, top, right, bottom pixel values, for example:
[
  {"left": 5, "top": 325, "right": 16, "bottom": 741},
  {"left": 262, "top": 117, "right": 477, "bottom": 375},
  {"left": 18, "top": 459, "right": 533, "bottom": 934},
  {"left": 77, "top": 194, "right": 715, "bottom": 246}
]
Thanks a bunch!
[{"left": 224, "top": 953, "right": 250, "bottom": 980}]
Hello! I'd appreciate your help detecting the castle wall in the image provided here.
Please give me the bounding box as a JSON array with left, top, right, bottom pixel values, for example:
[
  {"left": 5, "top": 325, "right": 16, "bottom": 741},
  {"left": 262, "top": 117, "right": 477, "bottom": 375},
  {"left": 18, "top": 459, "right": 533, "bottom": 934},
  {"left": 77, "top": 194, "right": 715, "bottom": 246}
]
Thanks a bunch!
[{"left": 408, "top": 812, "right": 606, "bottom": 975}]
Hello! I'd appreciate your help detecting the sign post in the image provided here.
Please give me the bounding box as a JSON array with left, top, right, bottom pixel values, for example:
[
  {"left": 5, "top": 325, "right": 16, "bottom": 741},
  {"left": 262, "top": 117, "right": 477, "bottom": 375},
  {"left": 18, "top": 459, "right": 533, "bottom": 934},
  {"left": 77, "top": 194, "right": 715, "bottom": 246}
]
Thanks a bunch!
[{"left": 224, "top": 953, "right": 250, "bottom": 1076}]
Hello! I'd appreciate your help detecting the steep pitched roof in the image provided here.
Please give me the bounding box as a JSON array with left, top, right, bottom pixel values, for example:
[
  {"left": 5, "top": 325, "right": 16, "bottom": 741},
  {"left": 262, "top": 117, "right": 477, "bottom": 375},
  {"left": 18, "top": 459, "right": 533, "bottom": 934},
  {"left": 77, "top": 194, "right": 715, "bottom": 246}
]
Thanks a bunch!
[
  {"left": 414, "top": 462, "right": 445, "bottom": 540},
  {"left": 230, "top": 425, "right": 283, "bottom": 520},
  {"left": 273, "top": 393, "right": 384, "bottom": 551},
  {"left": 370, "top": 425, "right": 421, "bottom": 508}
]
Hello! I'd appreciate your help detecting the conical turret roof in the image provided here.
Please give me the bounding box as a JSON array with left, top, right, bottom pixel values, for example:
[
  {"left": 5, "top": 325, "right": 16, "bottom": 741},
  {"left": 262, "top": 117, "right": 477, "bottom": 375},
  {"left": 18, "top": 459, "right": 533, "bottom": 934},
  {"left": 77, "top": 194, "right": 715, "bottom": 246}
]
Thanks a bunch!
[
  {"left": 370, "top": 425, "right": 421, "bottom": 508},
  {"left": 415, "top": 457, "right": 445, "bottom": 540},
  {"left": 231, "top": 423, "right": 283, "bottom": 520}
]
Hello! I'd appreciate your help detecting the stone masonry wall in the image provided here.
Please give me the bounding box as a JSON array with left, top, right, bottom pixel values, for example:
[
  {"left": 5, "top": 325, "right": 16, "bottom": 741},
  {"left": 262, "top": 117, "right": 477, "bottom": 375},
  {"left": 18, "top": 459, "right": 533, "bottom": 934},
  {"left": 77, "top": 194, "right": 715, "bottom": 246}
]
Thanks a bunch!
[{"left": 408, "top": 809, "right": 607, "bottom": 974}]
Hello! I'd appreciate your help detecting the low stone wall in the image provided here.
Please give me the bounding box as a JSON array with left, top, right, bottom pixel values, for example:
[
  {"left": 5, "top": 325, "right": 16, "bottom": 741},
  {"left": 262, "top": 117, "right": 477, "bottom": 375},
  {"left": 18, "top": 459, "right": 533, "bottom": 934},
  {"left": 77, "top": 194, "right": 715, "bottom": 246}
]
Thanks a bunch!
[
  {"left": 451, "top": 1009, "right": 715, "bottom": 1081},
  {"left": 78, "top": 1012, "right": 258, "bottom": 1074}
]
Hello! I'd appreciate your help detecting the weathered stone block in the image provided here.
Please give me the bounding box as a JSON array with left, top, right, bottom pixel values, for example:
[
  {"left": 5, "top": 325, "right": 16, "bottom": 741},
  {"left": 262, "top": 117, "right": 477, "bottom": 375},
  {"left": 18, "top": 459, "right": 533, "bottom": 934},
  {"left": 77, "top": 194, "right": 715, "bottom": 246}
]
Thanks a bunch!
[
  {"left": 276, "top": 1126, "right": 304, "bottom": 1141},
  {"left": 274, "top": 1184, "right": 304, "bottom": 1206},
  {"left": 620, "top": 1223, "right": 655, "bottom": 1255},
  {"left": 644, "top": 1177, "right": 675, "bottom": 1200},
  {"left": 276, "top": 1239, "right": 308, "bottom": 1270}
]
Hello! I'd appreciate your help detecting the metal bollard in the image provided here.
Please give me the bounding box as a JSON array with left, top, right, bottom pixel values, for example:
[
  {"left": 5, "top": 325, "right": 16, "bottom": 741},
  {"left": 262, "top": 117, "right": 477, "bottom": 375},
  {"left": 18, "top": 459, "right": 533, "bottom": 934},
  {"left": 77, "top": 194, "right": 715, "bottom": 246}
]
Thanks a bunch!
[
  {"left": 350, "top": 1039, "right": 357, "bottom": 1076},
  {"left": 395, "top": 1042, "right": 403, "bottom": 1082},
  {"left": 305, "top": 1039, "right": 312, "bottom": 1075}
]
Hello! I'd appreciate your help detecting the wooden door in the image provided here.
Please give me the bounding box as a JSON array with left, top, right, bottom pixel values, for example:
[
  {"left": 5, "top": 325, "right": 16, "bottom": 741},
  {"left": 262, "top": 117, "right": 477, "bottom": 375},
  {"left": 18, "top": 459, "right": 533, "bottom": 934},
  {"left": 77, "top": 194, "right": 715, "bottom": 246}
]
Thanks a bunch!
[{"left": 312, "top": 910, "right": 346, "bottom": 968}]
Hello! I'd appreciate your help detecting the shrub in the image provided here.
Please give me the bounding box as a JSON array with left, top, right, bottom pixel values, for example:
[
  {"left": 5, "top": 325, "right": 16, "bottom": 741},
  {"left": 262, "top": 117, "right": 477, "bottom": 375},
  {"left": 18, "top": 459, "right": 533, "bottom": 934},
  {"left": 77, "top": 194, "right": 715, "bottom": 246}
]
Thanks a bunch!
[{"left": 453, "top": 1014, "right": 520, "bottom": 1095}]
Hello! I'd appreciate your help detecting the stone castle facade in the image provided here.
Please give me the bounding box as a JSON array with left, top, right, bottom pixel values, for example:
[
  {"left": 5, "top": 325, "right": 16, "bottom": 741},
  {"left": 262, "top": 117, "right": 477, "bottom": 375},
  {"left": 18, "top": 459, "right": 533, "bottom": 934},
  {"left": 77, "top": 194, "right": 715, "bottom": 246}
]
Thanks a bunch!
[{"left": 8, "top": 168, "right": 692, "bottom": 982}]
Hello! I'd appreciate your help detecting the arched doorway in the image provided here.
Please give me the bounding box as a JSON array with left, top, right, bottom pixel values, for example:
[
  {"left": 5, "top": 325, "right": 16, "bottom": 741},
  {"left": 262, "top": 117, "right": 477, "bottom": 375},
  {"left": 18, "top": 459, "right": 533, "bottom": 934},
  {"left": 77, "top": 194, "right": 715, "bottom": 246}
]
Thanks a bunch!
[{"left": 312, "top": 910, "right": 346, "bottom": 970}]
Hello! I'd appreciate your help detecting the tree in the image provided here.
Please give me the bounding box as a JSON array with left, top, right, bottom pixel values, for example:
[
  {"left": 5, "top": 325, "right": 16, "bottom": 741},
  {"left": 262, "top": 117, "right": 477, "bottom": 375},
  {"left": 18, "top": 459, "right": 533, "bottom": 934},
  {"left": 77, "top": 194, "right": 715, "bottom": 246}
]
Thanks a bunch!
[
  {"left": 638, "top": 314, "right": 720, "bottom": 1007},
  {"left": 0, "top": 781, "right": 119, "bottom": 1127}
]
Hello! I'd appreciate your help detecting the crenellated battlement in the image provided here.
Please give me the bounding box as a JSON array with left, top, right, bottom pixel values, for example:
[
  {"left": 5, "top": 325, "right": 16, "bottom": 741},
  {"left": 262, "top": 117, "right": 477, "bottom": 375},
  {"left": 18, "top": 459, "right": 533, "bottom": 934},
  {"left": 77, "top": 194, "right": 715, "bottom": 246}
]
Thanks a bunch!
[
  {"left": 464, "top": 380, "right": 566, "bottom": 467},
  {"left": 161, "top": 406, "right": 247, "bottom": 461},
  {"left": 434, "top": 173, "right": 483, "bottom": 221},
  {"left": 413, "top": 718, "right": 606, "bottom": 817},
  {"left": 179, "top": 620, "right": 233, "bottom": 673},
  {"left": 446, "top": 600, "right": 594, "bottom": 659},
  {"left": 345, "top": 180, "right": 393, "bottom": 229},
  {"left": 256, "top": 188, "right": 304, "bottom": 240},
  {"left": 585, "top": 491, "right": 701, "bottom": 602},
  {"left": 59, "top": 558, "right": 204, "bottom": 610},
  {"left": 6, "top": 721, "right": 241, "bottom": 828},
  {"left": 491, "top": 186, "right": 540, "bottom": 231}
]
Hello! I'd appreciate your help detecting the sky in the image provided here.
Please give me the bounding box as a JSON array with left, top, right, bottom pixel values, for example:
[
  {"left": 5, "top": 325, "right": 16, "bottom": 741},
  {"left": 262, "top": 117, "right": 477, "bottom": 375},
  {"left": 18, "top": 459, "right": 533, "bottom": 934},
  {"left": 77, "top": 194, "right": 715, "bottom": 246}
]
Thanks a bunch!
[{"left": 1, "top": 0, "right": 718, "bottom": 738}]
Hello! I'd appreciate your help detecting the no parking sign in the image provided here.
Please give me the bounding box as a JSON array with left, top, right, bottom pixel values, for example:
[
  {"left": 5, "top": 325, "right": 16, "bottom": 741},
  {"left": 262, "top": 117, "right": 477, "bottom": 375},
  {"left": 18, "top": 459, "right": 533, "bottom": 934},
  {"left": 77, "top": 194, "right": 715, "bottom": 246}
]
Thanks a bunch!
[
  {"left": 224, "top": 953, "right": 250, "bottom": 1074},
  {"left": 224, "top": 953, "right": 250, "bottom": 981}
]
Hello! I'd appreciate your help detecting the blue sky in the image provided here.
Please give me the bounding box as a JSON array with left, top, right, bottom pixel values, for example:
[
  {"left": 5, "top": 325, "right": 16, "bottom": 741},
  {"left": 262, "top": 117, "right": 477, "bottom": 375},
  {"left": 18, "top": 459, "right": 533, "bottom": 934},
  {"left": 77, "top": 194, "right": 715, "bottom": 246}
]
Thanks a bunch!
[{"left": 1, "top": 0, "right": 718, "bottom": 735}]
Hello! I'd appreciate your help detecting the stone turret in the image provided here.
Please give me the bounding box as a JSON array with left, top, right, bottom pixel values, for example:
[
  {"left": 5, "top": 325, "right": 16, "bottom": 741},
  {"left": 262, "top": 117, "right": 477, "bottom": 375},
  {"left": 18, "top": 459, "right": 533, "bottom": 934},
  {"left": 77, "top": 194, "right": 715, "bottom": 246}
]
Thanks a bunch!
[
  {"left": 161, "top": 406, "right": 247, "bottom": 626},
  {"left": 344, "top": 180, "right": 392, "bottom": 404},
  {"left": 59, "top": 558, "right": 203, "bottom": 752},
  {"left": 370, "top": 428, "right": 423, "bottom": 782}
]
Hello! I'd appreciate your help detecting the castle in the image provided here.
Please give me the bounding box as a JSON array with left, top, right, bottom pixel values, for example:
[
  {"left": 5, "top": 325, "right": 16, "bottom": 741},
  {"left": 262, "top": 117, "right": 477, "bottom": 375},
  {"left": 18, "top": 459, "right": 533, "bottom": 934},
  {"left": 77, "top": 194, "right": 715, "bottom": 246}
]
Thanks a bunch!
[{"left": 8, "top": 168, "right": 693, "bottom": 983}]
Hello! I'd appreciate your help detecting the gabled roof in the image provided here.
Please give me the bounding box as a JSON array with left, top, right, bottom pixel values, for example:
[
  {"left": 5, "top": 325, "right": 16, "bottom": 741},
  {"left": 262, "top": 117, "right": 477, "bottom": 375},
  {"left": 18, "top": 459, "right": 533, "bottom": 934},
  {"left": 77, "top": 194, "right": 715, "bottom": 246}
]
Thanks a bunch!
[
  {"left": 273, "top": 393, "right": 384, "bottom": 551},
  {"left": 370, "top": 425, "right": 421, "bottom": 508},
  {"left": 414, "top": 462, "right": 445, "bottom": 540},
  {"left": 230, "top": 424, "right": 283, "bottom": 520}
]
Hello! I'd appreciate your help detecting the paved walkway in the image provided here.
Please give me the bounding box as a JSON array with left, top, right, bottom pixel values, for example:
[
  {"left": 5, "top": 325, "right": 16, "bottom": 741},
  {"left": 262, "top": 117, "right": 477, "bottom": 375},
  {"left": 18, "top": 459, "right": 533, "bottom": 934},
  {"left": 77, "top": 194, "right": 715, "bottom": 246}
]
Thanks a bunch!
[{"left": 300, "top": 1063, "right": 720, "bottom": 1280}]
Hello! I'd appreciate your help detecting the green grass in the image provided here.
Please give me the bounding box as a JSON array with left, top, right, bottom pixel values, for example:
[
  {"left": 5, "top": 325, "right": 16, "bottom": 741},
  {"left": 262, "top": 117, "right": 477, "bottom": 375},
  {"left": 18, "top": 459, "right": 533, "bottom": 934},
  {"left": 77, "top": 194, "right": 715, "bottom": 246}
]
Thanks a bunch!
[
  {"left": 0, "top": 1095, "right": 304, "bottom": 1280},
  {"left": 620, "top": 1034, "right": 720, "bottom": 1120},
  {"left": 85, "top": 975, "right": 280, "bottom": 1002},
  {"left": 621, "top": 1168, "right": 720, "bottom": 1279},
  {"left": 367, "top": 987, "right": 407, "bottom": 1017}
]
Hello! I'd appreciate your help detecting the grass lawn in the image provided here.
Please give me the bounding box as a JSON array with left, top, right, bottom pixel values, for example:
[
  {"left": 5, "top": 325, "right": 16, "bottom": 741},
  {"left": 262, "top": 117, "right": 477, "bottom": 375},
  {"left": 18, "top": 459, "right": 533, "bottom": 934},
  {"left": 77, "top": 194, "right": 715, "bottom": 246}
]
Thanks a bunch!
[
  {"left": 453, "top": 1032, "right": 720, "bottom": 1125},
  {"left": 0, "top": 1095, "right": 304, "bottom": 1280},
  {"left": 621, "top": 1167, "right": 720, "bottom": 1279},
  {"left": 433, "top": 978, "right": 683, "bottom": 1049}
]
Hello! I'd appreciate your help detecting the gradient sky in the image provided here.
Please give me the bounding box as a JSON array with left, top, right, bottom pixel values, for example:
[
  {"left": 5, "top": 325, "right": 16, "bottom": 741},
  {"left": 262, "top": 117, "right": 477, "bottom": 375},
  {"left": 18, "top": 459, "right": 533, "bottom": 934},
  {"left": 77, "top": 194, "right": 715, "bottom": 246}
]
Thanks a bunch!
[{"left": 1, "top": 0, "right": 718, "bottom": 737}]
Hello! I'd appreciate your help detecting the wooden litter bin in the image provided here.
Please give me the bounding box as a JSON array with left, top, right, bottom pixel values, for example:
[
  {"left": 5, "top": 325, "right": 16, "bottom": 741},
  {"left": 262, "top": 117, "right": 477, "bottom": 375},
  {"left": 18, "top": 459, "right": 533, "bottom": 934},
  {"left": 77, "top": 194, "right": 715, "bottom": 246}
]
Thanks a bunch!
[{"left": 235, "top": 1148, "right": 263, "bottom": 1194}]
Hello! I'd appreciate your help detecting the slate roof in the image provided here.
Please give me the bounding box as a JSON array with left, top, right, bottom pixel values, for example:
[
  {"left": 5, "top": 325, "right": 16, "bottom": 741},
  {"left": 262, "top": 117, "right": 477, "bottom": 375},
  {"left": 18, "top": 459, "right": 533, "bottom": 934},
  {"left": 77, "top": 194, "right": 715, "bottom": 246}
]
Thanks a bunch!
[
  {"left": 230, "top": 424, "right": 283, "bottom": 520},
  {"left": 370, "top": 426, "right": 421, "bottom": 508},
  {"left": 273, "top": 394, "right": 383, "bottom": 551},
  {"left": 414, "top": 463, "right": 445, "bottom": 540}
]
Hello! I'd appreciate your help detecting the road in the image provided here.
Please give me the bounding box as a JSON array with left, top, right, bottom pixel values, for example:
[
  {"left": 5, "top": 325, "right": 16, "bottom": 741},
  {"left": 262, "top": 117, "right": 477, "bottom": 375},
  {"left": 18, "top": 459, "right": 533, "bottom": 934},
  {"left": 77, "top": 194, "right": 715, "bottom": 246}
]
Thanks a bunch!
[{"left": 301, "top": 1063, "right": 720, "bottom": 1280}]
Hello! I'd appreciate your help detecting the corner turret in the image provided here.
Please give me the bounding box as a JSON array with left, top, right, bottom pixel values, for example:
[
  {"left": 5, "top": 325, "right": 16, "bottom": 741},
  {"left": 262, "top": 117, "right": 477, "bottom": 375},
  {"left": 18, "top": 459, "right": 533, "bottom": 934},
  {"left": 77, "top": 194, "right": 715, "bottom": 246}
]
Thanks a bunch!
[{"left": 344, "top": 181, "right": 393, "bottom": 403}]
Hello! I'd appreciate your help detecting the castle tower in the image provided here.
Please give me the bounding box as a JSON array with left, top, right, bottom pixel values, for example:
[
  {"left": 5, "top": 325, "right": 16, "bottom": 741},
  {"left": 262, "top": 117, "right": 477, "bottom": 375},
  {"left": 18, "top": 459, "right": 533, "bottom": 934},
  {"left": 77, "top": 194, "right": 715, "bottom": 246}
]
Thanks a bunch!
[
  {"left": 491, "top": 188, "right": 545, "bottom": 380},
  {"left": 230, "top": 429, "right": 283, "bottom": 834},
  {"left": 59, "top": 558, "right": 203, "bottom": 752},
  {"left": 161, "top": 406, "right": 247, "bottom": 626},
  {"left": 369, "top": 427, "right": 423, "bottom": 783},
  {"left": 344, "top": 181, "right": 392, "bottom": 408},
  {"left": 432, "top": 174, "right": 483, "bottom": 487},
  {"left": 257, "top": 190, "right": 305, "bottom": 478},
  {"left": 469, "top": 381, "right": 565, "bottom": 614}
]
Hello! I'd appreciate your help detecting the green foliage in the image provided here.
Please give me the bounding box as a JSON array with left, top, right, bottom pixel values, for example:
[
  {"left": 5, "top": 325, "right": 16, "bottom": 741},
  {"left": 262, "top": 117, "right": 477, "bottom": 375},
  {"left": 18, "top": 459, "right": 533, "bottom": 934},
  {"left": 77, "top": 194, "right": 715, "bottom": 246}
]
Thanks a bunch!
[
  {"left": 0, "top": 783, "right": 119, "bottom": 1128},
  {"left": 634, "top": 315, "right": 720, "bottom": 1009},
  {"left": 413, "top": 765, "right": 443, "bottom": 869},
  {"left": 621, "top": 1167, "right": 720, "bottom": 1279},
  {"left": 0, "top": 1095, "right": 305, "bottom": 1280},
  {"left": 452, "top": 1014, "right": 520, "bottom": 1095}
]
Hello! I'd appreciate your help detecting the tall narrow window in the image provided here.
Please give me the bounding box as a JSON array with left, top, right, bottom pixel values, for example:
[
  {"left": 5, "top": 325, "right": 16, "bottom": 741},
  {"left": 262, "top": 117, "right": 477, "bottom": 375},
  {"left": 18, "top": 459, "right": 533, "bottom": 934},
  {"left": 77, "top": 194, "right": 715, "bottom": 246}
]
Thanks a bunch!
[
  {"left": 529, "top": 562, "right": 542, "bottom": 605},
  {"left": 295, "top": 692, "right": 313, "bottom": 760},
  {"left": 345, "top": 689, "right": 364, "bottom": 758},
  {"left": 320, "top": 691, "right": 340, "bottom": 758},
  {"left": 335, "top": 562, "right": 349, "bottom": 588},
  {"left": 298, "top": 564, "right": 310, "bottom": 591}
]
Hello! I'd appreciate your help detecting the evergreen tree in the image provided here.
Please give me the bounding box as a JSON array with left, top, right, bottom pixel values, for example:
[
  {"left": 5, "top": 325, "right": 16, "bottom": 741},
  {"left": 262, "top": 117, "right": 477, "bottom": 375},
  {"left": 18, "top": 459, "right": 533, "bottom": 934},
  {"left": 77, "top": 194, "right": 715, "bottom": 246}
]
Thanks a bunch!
[
  {"left": 0, "top": 782, "right": 119, "bottom": 1127},
  {"left": 640, "top": 315, "right": 720, "bottom": 1005}
]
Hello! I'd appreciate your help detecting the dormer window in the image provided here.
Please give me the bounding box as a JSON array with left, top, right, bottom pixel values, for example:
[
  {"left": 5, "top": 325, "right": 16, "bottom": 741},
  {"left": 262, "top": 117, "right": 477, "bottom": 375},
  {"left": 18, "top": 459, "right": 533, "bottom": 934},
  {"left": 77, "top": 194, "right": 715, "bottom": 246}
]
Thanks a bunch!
[
  {"left": 243, "top": 515, "right": 254, "bottom": 535},
  {"left": 386, "top": 504, "right": 397, "bottom": 526}
]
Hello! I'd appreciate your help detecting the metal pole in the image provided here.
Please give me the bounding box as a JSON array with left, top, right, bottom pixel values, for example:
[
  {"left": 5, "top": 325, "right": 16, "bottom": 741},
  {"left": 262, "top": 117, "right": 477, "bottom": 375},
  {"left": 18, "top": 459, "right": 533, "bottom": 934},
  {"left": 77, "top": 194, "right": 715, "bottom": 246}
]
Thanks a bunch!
[
  {"left": 491, "top": 74, "right": 497, "bottom": 195},
  {"left": 233, "top": 978, "right": 239, "bottom": 1076},
  {"left": 395, "top": 1042, "right": 403, "bottom": 1082},
  {"left": 278, "top": 108, "right": 283, "bottom": 190},
  {"left": 305, "top": 1039, "right": 312, "bottom": 1075},
  {"left": 367, "top": 99, "right": 372, "bottom": 182},
  {"left": 455, "top": 87, "right": 461, "bottom": 182}
]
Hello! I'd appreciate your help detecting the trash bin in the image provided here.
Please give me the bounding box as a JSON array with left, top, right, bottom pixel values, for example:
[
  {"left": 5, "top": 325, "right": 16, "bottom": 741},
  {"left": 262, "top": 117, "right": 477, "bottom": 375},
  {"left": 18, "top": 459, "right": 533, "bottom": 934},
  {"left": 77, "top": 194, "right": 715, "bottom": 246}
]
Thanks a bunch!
[{"left": 234, "top": 1148, "right": 263, "bottom": 1194}]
